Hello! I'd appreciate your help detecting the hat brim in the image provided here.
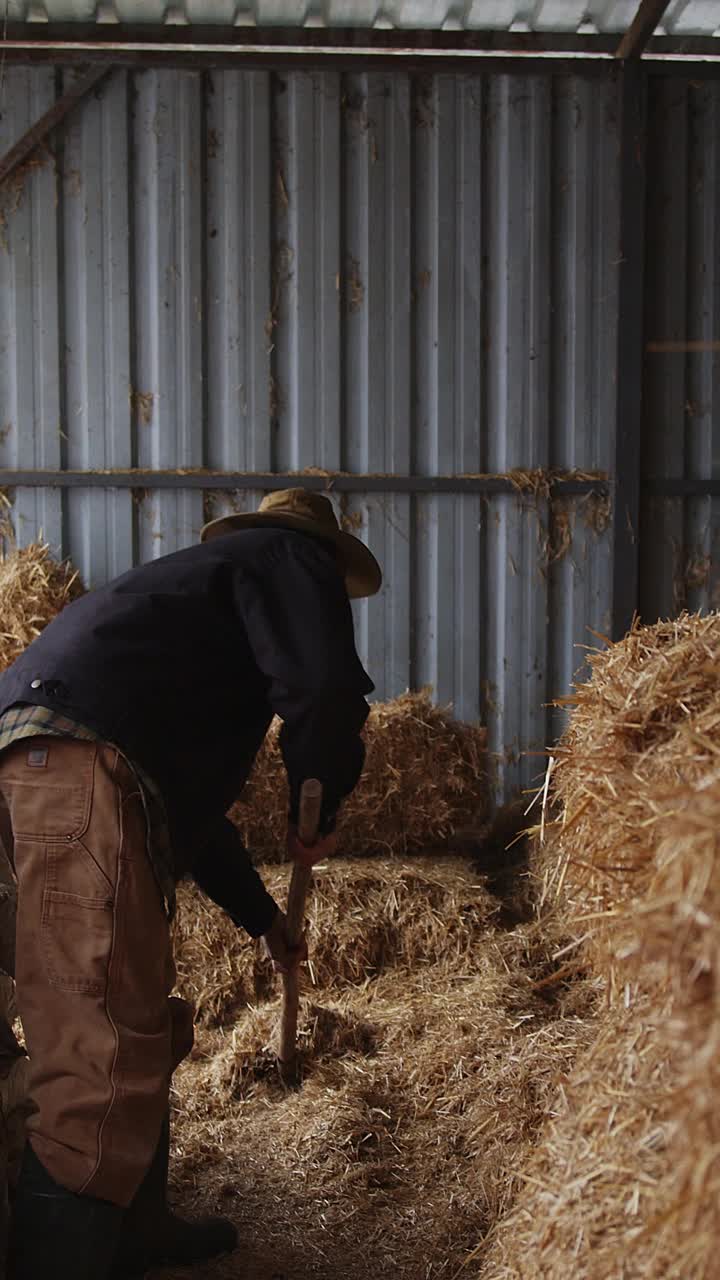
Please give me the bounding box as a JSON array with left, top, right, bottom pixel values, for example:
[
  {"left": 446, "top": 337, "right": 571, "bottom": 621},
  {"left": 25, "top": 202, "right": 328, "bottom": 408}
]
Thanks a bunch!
[{"left": 200, "top": 511, "right": 382, "bottom": 600}]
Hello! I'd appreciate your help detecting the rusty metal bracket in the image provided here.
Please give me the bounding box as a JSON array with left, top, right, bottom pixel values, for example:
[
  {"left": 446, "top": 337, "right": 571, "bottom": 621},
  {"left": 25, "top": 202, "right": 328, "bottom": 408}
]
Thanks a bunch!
[{"left": 0, "top": 62, "right": 112, "bottom": 189}]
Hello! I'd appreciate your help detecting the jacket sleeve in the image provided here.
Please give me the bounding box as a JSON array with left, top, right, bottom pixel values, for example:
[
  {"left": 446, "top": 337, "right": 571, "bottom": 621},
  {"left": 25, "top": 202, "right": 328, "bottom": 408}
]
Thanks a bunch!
[
  {"left": 276, "top": 688, "right": 368, "bottom": 832},
  {"left": 189, "top": 818, "right": 278, "bottom": 936},
  {"left": 234, "top": 535, "right": 374, "bottom": 831}
]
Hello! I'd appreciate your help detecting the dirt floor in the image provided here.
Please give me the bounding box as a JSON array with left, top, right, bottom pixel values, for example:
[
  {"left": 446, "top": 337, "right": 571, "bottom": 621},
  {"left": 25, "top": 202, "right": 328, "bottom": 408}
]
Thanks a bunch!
[{"left": 160, "top": 856, "right": 599, "bottom": 1280}]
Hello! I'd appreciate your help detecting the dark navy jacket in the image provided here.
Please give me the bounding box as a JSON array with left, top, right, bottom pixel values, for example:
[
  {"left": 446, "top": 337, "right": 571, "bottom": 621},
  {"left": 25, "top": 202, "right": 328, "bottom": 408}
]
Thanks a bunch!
[{"left": 0, "top": 527, "right": 373, "bottom": 935}]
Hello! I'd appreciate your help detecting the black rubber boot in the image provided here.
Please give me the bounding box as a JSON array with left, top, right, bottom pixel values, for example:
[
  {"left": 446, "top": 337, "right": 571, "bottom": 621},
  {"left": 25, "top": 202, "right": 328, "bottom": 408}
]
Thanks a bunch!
[
  {"left": 111, "top": 1115, "right": 237, "bottom": 1278},
  {"left": 8, "top": 1142, "right": 124, "bottom": 1280}
]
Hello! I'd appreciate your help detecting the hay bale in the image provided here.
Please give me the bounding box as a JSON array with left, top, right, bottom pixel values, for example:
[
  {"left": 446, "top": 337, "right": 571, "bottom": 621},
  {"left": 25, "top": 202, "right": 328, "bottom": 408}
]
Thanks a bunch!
[
  {"left": 535, "top": 611, "right": 720, "bottom": 981},
  {"left": 478, "top": 1000, "right": 675, "bottom": 1280},
  {"left": 480, "top": 855, "right": 720, "bottom": 1280},
  {"left": 0, "top": 542, "right": 83, "bottom": 674},
  {"left": 477, "top": 614, "right": 720, "bottom": 1280},
  {"left": 168, "top": 858, "right": 597, "bottom": 1280},
  {"left": 230, "top": 691, "right": 489, "bottom": 862}
]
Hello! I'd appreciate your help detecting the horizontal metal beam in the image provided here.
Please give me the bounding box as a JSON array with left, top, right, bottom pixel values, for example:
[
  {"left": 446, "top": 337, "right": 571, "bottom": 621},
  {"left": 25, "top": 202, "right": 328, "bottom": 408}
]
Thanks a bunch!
[
  {"left": 646, "top": 339, "right": 720, "bottom": 352},
  {"left": 0, "top": 41, "right": 616, "bottom": 74},
  {"left": 3, "top": 44, "right": 719, "bottom": 77},
  {"left": 0, "top": 469, "right": 714, "bottom": 498},
  {"left": 644, "top": 478, "right": 720, "bottom": 497},
  {"left": 0, "top": 469, "right": 608, "bottom": 495},
  {"left": 2, "top": 23, "right": 620, "bottom": 54},
  {"left": 5, "top": 24, "right": 720, "bottom": 60},
  {"left": 0, "top": 470, "right": 715, "bottom": 497}
]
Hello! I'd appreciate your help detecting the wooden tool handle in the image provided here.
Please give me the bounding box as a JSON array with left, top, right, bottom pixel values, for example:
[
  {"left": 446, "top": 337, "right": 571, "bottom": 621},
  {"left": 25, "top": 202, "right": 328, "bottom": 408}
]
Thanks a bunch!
[
  {"left": 279, "top": 779, "right": 322, "bottom": 1077},
  {"left": 297, "top": 777, "right": 323, "bottom": 848}
]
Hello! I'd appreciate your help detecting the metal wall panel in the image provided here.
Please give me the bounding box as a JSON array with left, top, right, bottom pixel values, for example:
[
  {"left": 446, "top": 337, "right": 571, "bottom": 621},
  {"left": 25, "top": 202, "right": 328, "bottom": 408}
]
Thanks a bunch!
[
  {"left": 132, "top": 69, "right": 205, "bottom": 562},
  {"left": 0, "top": 68, "right": 62, "bottom": 553},
  {"left": 0, "top": 66, "right": 622, "bottom": 799},
  {"left": 61, "top": 65, "right": 134, "bottom": 582},
  {"left": 640, "top": 78, "right": 720, "bottom": 621}
]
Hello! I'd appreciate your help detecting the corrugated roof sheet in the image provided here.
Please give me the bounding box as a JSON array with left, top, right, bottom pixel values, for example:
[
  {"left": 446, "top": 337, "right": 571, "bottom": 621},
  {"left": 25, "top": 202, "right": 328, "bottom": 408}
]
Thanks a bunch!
[{"left": 4, "top": 0, "right": 720, "bottom": 34}]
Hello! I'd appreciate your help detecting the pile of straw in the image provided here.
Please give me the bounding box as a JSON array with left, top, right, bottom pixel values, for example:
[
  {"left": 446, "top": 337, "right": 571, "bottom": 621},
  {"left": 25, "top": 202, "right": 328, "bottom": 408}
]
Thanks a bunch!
[
  {"left": 168, "top": 859, "right": 597, "bottom": 1280},
  {"left": 0, "top": 542, "right": 83, "bottom": 673},
  {"left": 231, "top": 691, "right": 489, "bottom": 861},
  {"left": 478, "top": 613, "right": 720, "bottom": 1279},
  {"left": 174, "top": 859, "right": 501, "bottom": 1027}
]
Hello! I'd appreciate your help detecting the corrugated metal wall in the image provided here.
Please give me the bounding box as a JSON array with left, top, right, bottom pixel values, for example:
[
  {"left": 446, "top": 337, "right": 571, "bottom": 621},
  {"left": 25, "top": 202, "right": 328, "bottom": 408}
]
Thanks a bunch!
[
  {"left": 640, "top": 78, "right": 720, "bottom": 622},
  {"left": 0, "top": 67, "right": 622, "bottom": 798}
]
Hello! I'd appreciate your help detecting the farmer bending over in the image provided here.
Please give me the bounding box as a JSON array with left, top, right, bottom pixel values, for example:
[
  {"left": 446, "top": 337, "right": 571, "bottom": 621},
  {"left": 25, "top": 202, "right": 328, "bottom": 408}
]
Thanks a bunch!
[{"left": 0, "top": 489, "right": 380, "bottom": 1278}]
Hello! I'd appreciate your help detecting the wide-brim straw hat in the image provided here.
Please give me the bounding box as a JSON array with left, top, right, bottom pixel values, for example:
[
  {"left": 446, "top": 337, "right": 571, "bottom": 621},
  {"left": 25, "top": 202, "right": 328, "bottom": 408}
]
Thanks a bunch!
[{"left": 200, "top": 488, "right": 382, "bottom": 600}]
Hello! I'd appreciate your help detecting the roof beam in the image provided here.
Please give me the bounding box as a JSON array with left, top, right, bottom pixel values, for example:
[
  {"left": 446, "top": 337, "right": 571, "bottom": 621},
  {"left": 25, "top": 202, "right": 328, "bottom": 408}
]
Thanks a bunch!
[
  {"left": 4, "top": 23, "right": 621, "bottom": 53},
  {"left": 0, "top": 40, "right": 617, "bottom": 74},
  {"left": 616, "top": 0, "right": 673, "bottom": 59},
  {"left": 2, "top": 22, "right": 719, "bottom": 70}
]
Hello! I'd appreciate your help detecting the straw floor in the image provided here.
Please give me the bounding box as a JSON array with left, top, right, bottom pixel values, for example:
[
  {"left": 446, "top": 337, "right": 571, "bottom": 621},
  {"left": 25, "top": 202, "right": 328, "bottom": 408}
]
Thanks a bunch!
[{"left": 164, "top": 860, "right": 598, "bottom": 1280}]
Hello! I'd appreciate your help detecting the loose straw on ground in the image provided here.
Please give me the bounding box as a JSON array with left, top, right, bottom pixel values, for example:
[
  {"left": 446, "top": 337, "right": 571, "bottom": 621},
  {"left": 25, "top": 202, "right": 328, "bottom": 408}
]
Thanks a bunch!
[{"left": 169, "top": 859, "right": 598, "bottom": 1280}]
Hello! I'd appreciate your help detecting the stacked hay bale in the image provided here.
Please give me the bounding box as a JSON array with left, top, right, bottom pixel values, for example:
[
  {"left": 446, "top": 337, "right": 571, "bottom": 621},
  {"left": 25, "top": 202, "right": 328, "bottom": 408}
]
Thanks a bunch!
[
  {"left": 479, "top": 613, "right": 720, "bottom": 1280},
  {"left": 0, "top": 542, "right": 83, "bottom": 673},
  {"left": 231, "top": 689, "right": 489, "bottom": 860}
]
